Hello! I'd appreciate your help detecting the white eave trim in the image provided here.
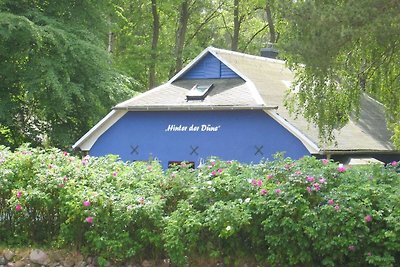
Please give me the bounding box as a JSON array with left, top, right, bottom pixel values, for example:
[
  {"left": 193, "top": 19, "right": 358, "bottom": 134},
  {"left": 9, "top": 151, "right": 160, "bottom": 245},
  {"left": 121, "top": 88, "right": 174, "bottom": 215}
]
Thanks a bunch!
[
  {"left": 265, "top": 109, "right": 320, "bottom": 154},
  {"left": 114, "top": 104, "right": 275, "bottom": 111},
  {"left": 72, "top": 110, "right": 127, "bottom": 151}
]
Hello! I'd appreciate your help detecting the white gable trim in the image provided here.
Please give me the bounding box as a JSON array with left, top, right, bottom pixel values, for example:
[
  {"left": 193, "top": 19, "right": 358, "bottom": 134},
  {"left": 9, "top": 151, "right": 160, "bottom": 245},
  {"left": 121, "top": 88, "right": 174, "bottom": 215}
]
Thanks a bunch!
[
  {"left": 265, "top": 110, "right": 320, "bottom": 154},
  {"left": 72, "top": 110, "right": 127, "bottom": 151}
]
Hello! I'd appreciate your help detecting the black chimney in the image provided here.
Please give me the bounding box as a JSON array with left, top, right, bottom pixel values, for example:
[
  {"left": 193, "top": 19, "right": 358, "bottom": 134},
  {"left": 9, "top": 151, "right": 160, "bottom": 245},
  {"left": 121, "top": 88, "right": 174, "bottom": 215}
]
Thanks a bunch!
[{"left": 260, "top": 44, "right": 278, "bottom": 59}]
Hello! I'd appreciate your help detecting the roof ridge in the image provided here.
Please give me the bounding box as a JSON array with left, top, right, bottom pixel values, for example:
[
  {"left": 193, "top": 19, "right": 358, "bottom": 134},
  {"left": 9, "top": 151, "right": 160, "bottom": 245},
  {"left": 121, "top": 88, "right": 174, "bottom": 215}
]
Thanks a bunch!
[
  {"left": 208, "top": 46, "right": 286, "bottom": 64},
  {"left": 363, "top": 92, "right": 385, "bottom": 107}
]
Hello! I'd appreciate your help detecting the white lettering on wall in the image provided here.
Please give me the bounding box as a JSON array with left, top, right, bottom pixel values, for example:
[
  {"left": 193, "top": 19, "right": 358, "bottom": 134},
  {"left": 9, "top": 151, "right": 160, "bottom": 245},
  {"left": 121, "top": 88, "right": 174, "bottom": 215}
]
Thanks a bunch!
[
  {"left": 165, "top": 124, "right": 221, "bottom": 132},
  {"left": 200, "top": 124, "right": 220, "bottom": 131}
]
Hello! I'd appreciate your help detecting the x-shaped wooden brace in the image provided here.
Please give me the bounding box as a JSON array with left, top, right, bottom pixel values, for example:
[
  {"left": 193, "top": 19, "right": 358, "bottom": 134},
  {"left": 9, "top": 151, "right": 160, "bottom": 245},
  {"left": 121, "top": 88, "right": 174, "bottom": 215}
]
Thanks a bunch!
[
  {"left": 190, "top": 145, "right": 199, "bottom": 156},
  {"left": 255, "top": 145, "right": 264, "bottom": 156},
  {"left": 130, "top": 145, "right": 139, "bottom": 155}
]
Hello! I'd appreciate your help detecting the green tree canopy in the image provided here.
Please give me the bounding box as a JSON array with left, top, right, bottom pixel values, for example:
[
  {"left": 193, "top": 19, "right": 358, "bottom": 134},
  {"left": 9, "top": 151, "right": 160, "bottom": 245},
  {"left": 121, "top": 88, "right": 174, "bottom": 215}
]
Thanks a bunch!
[
  {"left": 0, "top": 0, "right": 137, "bottom": 149},
  {"left": 110, "top": 0, "right": 273, "bottom": 88},
  {"left": 280, "top": 0, "right": 400, "bottom": 147}
]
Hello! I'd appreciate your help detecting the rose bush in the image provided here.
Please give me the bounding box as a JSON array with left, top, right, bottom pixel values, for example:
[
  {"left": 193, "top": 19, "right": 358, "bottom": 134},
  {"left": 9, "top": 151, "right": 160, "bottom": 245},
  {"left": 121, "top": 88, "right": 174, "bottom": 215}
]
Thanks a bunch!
[{"left": 0, "top": 145, "right": 399, "bottom": 266}]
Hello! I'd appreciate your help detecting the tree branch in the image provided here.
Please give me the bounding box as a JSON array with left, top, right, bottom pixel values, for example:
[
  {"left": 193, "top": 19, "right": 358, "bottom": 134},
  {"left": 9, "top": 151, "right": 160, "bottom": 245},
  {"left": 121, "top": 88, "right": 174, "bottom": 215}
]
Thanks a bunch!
[
  {"left": 242, "top": 24, "right": 269, "bottom": 52},
  {"left": 186, "top": 1, "right": 226, "bottom": 45}
]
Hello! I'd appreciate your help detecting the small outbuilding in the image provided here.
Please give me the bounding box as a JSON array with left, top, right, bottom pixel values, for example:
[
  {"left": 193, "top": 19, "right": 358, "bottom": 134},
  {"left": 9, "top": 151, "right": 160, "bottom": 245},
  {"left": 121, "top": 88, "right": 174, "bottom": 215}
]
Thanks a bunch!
[{"left": 73, "top": 47, "right": 399, "bottom": 168}]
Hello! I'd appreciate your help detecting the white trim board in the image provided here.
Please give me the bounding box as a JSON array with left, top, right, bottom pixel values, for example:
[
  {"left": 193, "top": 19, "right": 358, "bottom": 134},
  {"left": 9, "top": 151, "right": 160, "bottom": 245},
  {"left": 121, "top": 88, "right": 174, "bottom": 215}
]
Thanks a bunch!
[
  {"left": 264, "top": 109, "right": 320, "bottom": 154},
  {"left": 72, "top": 110, "right": 127, "bottom": 151}
]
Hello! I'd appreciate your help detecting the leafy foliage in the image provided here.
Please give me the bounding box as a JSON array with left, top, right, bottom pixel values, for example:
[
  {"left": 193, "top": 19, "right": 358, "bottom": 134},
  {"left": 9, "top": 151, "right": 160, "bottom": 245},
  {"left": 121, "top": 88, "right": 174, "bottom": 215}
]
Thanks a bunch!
[
  {"left": 1, "top": 146, "right": 399, "bottom": 266},
  {"left": 279, "top": 0, "right": 400, "bottom": 146},
  {"left": 0, "top": 1, "right": 138, "bottom": 148}
]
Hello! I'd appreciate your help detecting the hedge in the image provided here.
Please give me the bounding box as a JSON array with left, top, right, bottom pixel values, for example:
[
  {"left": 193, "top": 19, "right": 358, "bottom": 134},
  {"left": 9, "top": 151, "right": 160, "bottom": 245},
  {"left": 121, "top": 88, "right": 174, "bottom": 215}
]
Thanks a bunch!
[{"left": 0, "top": 145, "right": 399, "bottom": 266}]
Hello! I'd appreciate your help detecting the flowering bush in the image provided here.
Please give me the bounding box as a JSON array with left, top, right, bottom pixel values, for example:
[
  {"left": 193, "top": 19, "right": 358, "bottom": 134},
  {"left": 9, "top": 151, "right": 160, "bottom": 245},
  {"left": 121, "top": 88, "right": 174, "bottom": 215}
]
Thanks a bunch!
[
  {"left": 0, "top": 145, "right": 399, "bottom": 266},
  {"left": 0, "top": 145, "right": 165, "bottom": 262}
]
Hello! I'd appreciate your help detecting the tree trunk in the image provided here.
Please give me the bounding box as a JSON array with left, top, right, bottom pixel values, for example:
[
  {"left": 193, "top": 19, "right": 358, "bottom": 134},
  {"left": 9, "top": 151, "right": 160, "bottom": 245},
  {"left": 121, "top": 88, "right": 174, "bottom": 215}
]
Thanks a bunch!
[
  {"left": 149, "top": 0, "right": 160, "bottom": 89},
  {"left": 172, "top": 0, "right": 190, "bottom": 75},
  {"left": 265, "top": 1, "right": 276, "bottom": 44},
  {"left": 108, "top": 31, "right": 115, "bottom": 53},
  {"left": 231, "top": 0, "right": 240, "bottom": 51}
]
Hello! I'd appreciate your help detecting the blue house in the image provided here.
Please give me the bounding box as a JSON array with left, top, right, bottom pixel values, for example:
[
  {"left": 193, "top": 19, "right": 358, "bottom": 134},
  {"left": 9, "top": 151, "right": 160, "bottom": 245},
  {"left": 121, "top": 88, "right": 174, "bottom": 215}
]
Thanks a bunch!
[{"left": 73, "top": 47, "right": 399, "bottom": 168}]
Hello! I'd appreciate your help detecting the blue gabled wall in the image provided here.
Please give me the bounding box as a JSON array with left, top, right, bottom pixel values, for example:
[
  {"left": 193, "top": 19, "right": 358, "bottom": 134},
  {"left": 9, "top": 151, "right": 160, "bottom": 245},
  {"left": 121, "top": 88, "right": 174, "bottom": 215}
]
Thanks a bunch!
[
  {"left": 181, "top": 53, "right": 239, "bottom": 79},
  {"left": 90, "top": 110, "right": 310, "bottom": 169}
]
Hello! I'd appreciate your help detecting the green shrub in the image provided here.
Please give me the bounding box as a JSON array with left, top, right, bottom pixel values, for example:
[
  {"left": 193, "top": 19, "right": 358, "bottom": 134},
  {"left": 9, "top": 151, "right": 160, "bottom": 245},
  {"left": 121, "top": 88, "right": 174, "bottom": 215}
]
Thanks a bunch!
[{"left": 0, "top": 145, "right": 399, "bottom": 266}]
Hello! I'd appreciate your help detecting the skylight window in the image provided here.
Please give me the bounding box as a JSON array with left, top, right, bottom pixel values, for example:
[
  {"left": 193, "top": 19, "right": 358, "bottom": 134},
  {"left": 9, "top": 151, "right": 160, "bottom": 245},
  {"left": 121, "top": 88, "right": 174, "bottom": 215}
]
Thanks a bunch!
[{"left": 186, "top": 84, "right": 213, "bottom": 101}]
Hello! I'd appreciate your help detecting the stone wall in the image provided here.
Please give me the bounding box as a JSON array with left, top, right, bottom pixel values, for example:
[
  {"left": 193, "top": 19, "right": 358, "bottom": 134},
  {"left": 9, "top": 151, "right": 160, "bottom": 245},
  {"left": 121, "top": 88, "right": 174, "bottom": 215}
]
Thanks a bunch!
[{"left": 0, "top": 249, "right": 172, "bottom": 267}]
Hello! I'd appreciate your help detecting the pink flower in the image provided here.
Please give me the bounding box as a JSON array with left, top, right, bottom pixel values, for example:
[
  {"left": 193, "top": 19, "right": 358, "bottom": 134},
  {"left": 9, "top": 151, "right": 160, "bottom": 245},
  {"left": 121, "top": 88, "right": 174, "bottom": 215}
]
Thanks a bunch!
[
  {"left": 266, "top": 174, "right": 274, "bottom": 180},
  {"left": 63, "top": 151, "right": 69, "bottom": 156},
  {"left": 256, "top": 180, "right": 263, "bottom": 187},
  {"left": 81, "top": 156, "right": 90, "bottom": 166},
  {"left": 328, "top": 199, "right": 334, "bottom": 205},
  {"left": 210, "top": 161, "right": 216, "bottom": 166},
  {"left": 348, "top": 245, "right": 355, "bottom": 252},
  {"left": 260, "top": 189, "right": 268, "bottom": 195},
  {"left": 364, "top": 214, "right": 372, "bottom": 223},
  {"left": 335, "top": 205, "right": 340, "bottom": 211},
  {"left": 83, "top": 200, "right": 91, "bottom": 207},
  {"left": 306, "top": 186, "right": 312, "bottom": 193},
  {"left": 211, "top": 170, "right": 217, "bottom": 176},
  {"left": 251, "top": 179, "right": 258, "bottom": 186},
  {"left": 275, "top": 189, "right": 282, "bottom": 195},
  {"left": 306, "top": 176, "right": 315, "bottom": 183},
  {"left": 367, "top": 252, "right": 372, "bottom": 257},
  {"left": 391, "top": 161, "right": 398, "bottom": 167},
  {"left": 319, "top": 178, "right": 326, "bottom": 184},
  {"left": 15, "top": 204, "right": 22, "bottom": 212},
  {"left": 337, "top": 164, "right": 346, "bottom": 173},
  {"left": 63, "top": 176, "right": 68, "bottom": 182},
  {"left": 285, "top": 164, "right": 293, "bottom": 170},
  {"left": 217, "top": 168, "right": 223, "bottom": 173},
  {"left": 295, "top": 171, "right": 302, "bottom": 175},
  {"left": 112, "top": 171, "right": 118, "bottom": 177},
  {"left": 85, "top": 216, "right": 94, "bottom": 224},
  {"left": 321, "top": 159, "right": 329, "bottom": 165},
  {"left": 313, "top": 183, "right": 320, "bottom": 191},
  {"left": 16, "top": 191, "right": 22, "bottom": 199}
]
